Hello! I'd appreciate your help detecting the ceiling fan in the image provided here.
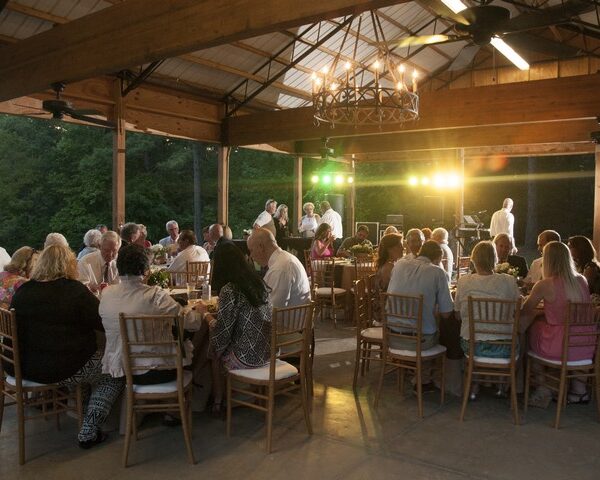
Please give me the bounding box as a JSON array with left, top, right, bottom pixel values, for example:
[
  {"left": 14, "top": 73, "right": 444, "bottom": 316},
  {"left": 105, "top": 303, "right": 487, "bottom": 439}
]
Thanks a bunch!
[
  {"left": 14, "top": 82, "right": 115, "bottom": 128},
  {"left": 387, "top": 0, "right": 595, "bottom": 70}
]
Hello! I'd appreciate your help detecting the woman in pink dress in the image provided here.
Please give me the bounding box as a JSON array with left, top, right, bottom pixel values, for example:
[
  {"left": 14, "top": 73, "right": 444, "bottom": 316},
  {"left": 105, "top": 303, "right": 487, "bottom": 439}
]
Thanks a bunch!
[
  {"left": 310, "top": 223, "right": 334, "bottom": 259},
  {"left": 521, "top": 241, "right": 595, "bottom": 406}
]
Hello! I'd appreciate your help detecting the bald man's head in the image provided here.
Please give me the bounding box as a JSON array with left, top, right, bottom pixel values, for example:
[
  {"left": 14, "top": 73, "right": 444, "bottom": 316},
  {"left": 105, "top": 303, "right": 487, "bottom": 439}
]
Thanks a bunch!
[
  {"left": 247, "top": 228, "right": 278, "bottom": 266},
  {"left": 208, "top": 224, "right": 224, "bottom": 243}
]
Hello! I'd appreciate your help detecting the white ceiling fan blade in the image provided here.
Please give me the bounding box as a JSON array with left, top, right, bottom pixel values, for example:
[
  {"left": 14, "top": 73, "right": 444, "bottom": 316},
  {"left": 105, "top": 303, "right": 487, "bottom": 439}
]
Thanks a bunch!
[{"left": 490, "top": 37, "right": 530, "bottom": 70}]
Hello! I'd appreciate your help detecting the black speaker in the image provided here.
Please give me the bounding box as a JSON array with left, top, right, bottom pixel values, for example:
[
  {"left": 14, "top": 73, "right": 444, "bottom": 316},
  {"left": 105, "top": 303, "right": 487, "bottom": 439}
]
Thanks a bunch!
[{"left": 423, "top": 196, "right": 444, "bottom": 227}]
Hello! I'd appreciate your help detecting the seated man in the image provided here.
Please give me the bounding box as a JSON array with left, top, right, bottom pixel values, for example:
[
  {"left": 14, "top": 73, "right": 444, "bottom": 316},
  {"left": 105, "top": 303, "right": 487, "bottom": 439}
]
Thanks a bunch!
[
  {"left": 167, "top": 229, "right": 210, "bottom": 274},
  {"left": 119, "top": 222, "right": 141, "bottom": 251},
  {"left": 159, "top": 220, "right": 179, "bottom": 249},
  {"left": 524, "top": 230, "right": 561, "bottom": 286},
  {"left": 337, "top": 225, "right": 373, "bottom": 258},
  {"left": 402, "top": 228, "right": 425, "bottom": 260},
  {"left": 387, "top": 240, "right": 453, "bottom": 353},
  {"left": 493, "top": 233, "right": 528, "bottom": 278},
  {"left": 78, "top": 230, "right": 121, "bottom": 291},
  {"left": 247, "top": 228, "right": 310, "bottom": 308}
]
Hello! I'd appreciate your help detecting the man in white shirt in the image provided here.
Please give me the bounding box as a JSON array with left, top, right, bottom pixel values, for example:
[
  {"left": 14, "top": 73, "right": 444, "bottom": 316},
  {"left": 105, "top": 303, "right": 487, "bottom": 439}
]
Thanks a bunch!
[
  {"left": 432, "top": 227, "right": 454, "bottom": 282},
  {"left": 159, "top": 220, "right": 180, "bottom": 250},
  {"left": 524, "top": 230, "right": 561, "bottom": 286},
  {"left": 403, "top": 228, "right": 425, "bottom": 261},
  {"left": 167, "top": 229, "right": 210, "bottom": 275},
  {"left": 247, "top": 228, "right": 310, "bottom": 308},
  {"left": 78, "top": 230, "right": 121, "bottom": 291},
  {"left": 0, "top": 247, "right": 11, "bottom": 271},
  {"left": 489, "top": 198, "right": 514, "bottom": 238},
  {"left": 253, "top": 199, "right": 277, "bottom": 237},
  {"left": 319, "top": 201, "right": 343, "bottom": 249}
]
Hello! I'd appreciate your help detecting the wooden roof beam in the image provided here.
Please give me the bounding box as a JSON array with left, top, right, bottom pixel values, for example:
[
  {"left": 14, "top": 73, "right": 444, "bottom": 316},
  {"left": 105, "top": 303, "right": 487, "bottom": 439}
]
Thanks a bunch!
[{"left": 0, "top": 0, "right": 408, "bottom": 102}]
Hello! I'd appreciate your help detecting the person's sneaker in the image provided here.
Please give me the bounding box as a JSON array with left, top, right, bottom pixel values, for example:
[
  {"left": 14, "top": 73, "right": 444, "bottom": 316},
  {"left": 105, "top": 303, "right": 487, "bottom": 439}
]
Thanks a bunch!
[{"left": 78, "top": 430, "right": 108, "bottom": 450}]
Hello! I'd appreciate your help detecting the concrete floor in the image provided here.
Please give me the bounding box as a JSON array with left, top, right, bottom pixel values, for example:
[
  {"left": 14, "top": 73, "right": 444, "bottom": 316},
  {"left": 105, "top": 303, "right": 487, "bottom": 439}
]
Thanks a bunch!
[{"left": 2, "top": 323, "right": 600, "bottom": 480}]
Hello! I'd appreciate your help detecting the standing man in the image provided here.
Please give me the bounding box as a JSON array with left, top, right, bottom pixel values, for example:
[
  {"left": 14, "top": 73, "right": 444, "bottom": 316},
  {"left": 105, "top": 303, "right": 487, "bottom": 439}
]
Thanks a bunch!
[
  {"left": 254, "top": 199, "right": 277, "bottom": 237},
  {"left": 78, "top": 230, "right": 121, "bottom": 291},
  {"left": 159, "top": 220, "right": 180, "bottom": 250},
  {"left": 490, "top": 198, "right": 514, "bottom": 238},
  {"left": 319, "top": 200, "right": 343, "bottom": 251},
  {"left": 247, "top": 228, "right": 310, "bottom": 307}
]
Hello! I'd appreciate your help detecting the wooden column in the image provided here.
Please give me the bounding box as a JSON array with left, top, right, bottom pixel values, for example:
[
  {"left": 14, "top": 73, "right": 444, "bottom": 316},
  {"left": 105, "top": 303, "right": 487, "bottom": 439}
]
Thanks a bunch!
[
  {"left": 454, "top": 149, "right": 465, "bottom": 263},
  {"left": 217, "top": 146, "right": 230, "bottom": 225},
  {"left": 594, "top": 144, "right": 600, "bottom": 249},
  {"left": 293, "top": 156, "right": 303, "bottom": 234},
  {"left": 112, "top": 79, "right": 125, "bottom": 230},
  {"left": 347, "top": 160, "right": 356, "bottom": 237}
]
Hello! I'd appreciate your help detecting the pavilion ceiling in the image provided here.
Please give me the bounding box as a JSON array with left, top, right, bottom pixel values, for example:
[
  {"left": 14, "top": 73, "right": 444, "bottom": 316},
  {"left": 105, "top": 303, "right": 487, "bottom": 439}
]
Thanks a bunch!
[{"left": 0, "top": 0, "right": 599, "bottom": 157}]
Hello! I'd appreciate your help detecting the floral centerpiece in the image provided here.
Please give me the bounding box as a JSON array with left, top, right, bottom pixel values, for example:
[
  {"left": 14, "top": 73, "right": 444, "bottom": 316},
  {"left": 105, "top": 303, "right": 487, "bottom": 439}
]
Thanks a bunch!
[
  {"left": 151, "top": 244, "right": 168, "bottom": 264},
  {"left": 495, "top": 262, "right": 519, "bottom": 278},
  {"left": 350, "top": 243, "right": 374, "bottom": 257},
  {"left": 147, "top": 269, "right": 170, "bottom": 288}
]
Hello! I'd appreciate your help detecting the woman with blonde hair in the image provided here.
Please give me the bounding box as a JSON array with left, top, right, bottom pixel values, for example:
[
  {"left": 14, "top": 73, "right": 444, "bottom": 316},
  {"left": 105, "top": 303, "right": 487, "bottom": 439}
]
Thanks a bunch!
[
  {"left": 273, "top": 204, "right": 290, "bottom": 244},
  {"left": 298, "top": 202, "right": 320, "bottom": 238},
  {"left": 7, "top": 245, "right": 123, "bottom": 448},
  {"left": 521, "top": 241, "right": 594, "bottom": 406},
  {"left": 0, "top": 246, "right": 39, "bottom": 309}
]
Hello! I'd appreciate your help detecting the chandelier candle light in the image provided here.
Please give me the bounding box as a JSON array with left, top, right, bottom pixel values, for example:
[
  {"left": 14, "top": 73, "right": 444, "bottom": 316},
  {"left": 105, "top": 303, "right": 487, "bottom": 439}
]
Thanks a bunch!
[{"left": 311, "top": 11, "right": 419, "bottom": 127}]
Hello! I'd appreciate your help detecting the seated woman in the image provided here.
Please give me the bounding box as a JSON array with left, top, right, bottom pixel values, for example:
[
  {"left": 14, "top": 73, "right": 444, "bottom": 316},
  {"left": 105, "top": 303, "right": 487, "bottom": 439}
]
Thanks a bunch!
[
  {"left": 568, "top": 235, "right": 600, "bottom": 298},
  {"left": 375, "top": 233, "right": 404, "bottom": 292},
  {"left": 298, "top": 202, "right": 320, "bottom": 238},
  {"left": 7, "top": 245, "right": 122, "bottom": 448},
  {"left": 198, "top": 242, "right": 271, "bottom": 413},
  {"left": 77, "top": 229, "right": 102, "bottom": 260},
  {"left": 0, "top": 246, "right": 38, "bottom": 310},
  {"left": 521, "top": 241, "right": 594, "bottom": 407},
  {"left": 454, "top": 241, "right": 520, "bottom": 399},
  {"left": 493, "top": 233, "right": 529, "bottom": 279},
  {"left": 310, "top": 223, "right": 334, "bottom": 259}
]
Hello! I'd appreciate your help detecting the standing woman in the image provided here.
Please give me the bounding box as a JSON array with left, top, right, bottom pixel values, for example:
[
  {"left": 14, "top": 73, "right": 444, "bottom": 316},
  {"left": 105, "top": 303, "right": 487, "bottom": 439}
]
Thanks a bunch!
[
  {"left": 521, "top": 241, "right": 594, "bottom": 407},
  {"left": 273, "top": 204, "right": 290, "bottom": 246},
  {"left": 6, "top": 245, "right": 123, "bottom": 448},
  {"left": 310, "top": 223, "right": 335, "bottom": 259},
  {"left": 567, "top": 235, "right": 600, "bottom": 297},
  {"left": 0, "top": 247, "right": 39, "bottom": 310},
  {"left": 198, "top": 242, "right": 271, "bottom": 414},
  {"left": 298, "top": 202, "right": 320, "bottom": 238}
]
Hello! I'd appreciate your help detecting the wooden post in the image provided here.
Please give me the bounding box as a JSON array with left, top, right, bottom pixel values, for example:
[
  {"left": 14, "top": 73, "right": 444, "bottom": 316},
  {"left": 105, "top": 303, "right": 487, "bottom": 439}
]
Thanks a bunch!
[
  {"left": 454, "top": 148, "right": 465, "bottom": 263},
  {"left": 112, "top": 78, "right": 125, "bottom": 231},
  {"left": 217, "top": 146, "right": 230, "bottom": 225},
  {"left": 192, "top": 142, "right": 203, "bottom": 240},
  {"left": 347, "top": 159, "right": 356, "bottom": 237},
  {"left": 594, "top": 144, "right": 600, "bottom": 249},
  {"left": 293, "top": 156, "right": 303, "bottom": 234}
]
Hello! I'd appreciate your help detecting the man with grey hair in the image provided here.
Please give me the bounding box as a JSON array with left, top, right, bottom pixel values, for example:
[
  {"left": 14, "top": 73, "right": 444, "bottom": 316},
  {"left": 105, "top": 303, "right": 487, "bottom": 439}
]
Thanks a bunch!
[
  {"left": 403, "top": 228, "right": 425, "bottom": 261},
  {"left": 490, "top": 198, "right": 514, "bottom": 238},
  {"left": 247, "top": 228, "right": 310, "bottom": 308},
  {"left": 159, "top": 220, "right": 179, "bottom": 248},
  {"left": 253, "top": 199, "right": 277, "bottom": 237},
  {"left": 119, "top": 222, "right": 141, "bottom": 249},
  {"left": 432, "top": 227, "right": 453, "bottom": 282},
  {"left": 524, "top": 229, "right": 561, "bottom": 286},
  {"left": 78, "top": 229, "right": 103, "bottom": 260},
  {"left": 78, "top": 230, "right": 121, "bottom": 291}
]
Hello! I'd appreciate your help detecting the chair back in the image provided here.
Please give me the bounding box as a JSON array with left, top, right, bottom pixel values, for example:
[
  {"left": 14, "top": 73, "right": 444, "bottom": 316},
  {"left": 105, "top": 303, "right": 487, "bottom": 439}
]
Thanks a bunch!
[
  {"left": 0, "top": 307, "right": 22, "bottom": 389},
  {"left": 119, "top": 313, "right": 185, "bottom": 388},
  {"left": 561, "top": 302, "right": 600, "bottom": 365},
  {"left": 270, "top": 303, "right": 315, "bottom": 377},
  {"left": 303, "top": 249, "right": 313, "bottom": 278},
  {"left": 466, "top": 296, "right": 521, "bottom": 359},
  {"left": 457, "top": 256, "right": 471, "bottom": 278},
  {"left": 380, "top": 292, "right": 424, "bottom": 354},
  {"left": 355, "top": 255, "right": 376, "bottom": 281},
  {"left": 164, "top": 271, "right": 187, "bottom": 288},
  {"left": 186, "top": 260, "right": 210, "bottom": 285},
  {"left": 353, "top": 279, "right": 370, "bottom": 333},
  {"left": 310, "top": 257, "right": 336, "bottom": 292},
  {"left": 366, "top": 273, "right": 381, "bottom": 326}
]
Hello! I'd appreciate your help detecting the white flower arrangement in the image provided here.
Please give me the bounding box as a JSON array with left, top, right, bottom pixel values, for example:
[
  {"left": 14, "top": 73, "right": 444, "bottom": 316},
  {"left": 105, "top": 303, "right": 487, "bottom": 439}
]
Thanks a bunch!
[{"left": 495, "top": 262, "right": 519, "bottom": 278}]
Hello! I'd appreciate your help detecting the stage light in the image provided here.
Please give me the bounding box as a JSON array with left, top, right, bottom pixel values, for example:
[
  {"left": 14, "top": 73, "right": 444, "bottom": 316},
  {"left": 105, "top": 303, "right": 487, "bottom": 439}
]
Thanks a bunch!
[
  {"left": 433, "top": 174, "right": 444, "bottom": 188},
  {"left": 311, "top": 175, "right": 319, "bottom": 184},
  {"left": 322, "top": 175, "right": 332, "bottom": 184},
  {"left": 408, "top": 176, "right": 418, "bottom": 186},
  {"left": 421, "top": 176, "right": 430, "bottom": 186},
  {"left": 448, "top": 174, "right": 460, "bottom": 188},
  {"left": 347, "top": 176, "right": 354, "bottom": 184},
  {"left": 335, "top": 175, "right": 344, "bottom": 185}
]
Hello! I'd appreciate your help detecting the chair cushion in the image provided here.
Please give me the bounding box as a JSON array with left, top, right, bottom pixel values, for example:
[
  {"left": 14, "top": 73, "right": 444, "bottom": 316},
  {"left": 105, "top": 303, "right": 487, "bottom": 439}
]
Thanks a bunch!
[
  {"left": 315, "top": 287, "right": 346, "bottom": 296},
  {"left": 465, "top": 354, "right": 519, "bottom": 365},
  {"left": 389, "top": 344, "right": 447, "bottom": 358},
  {"left": 132, "top": 371, "right": 193, "bottom": 394},
  {"left": 5, "top": 375, "right": 49, "bottom": 388},
  {"left": 361, "top": 327, "right": 383, "bottom": 341},
  {"left": 229, "top": 359, "right": 298, "bottom": 381},
  {"left": 528, "top": 351, "right": 593, "bottom": 367}
]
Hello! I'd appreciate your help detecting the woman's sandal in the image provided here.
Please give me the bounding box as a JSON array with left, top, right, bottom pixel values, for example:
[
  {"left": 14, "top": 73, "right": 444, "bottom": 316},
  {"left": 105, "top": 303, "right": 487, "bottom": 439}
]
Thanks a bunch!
[{"left": 567, "top": 392, "right": 591, "bottom": 405}]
